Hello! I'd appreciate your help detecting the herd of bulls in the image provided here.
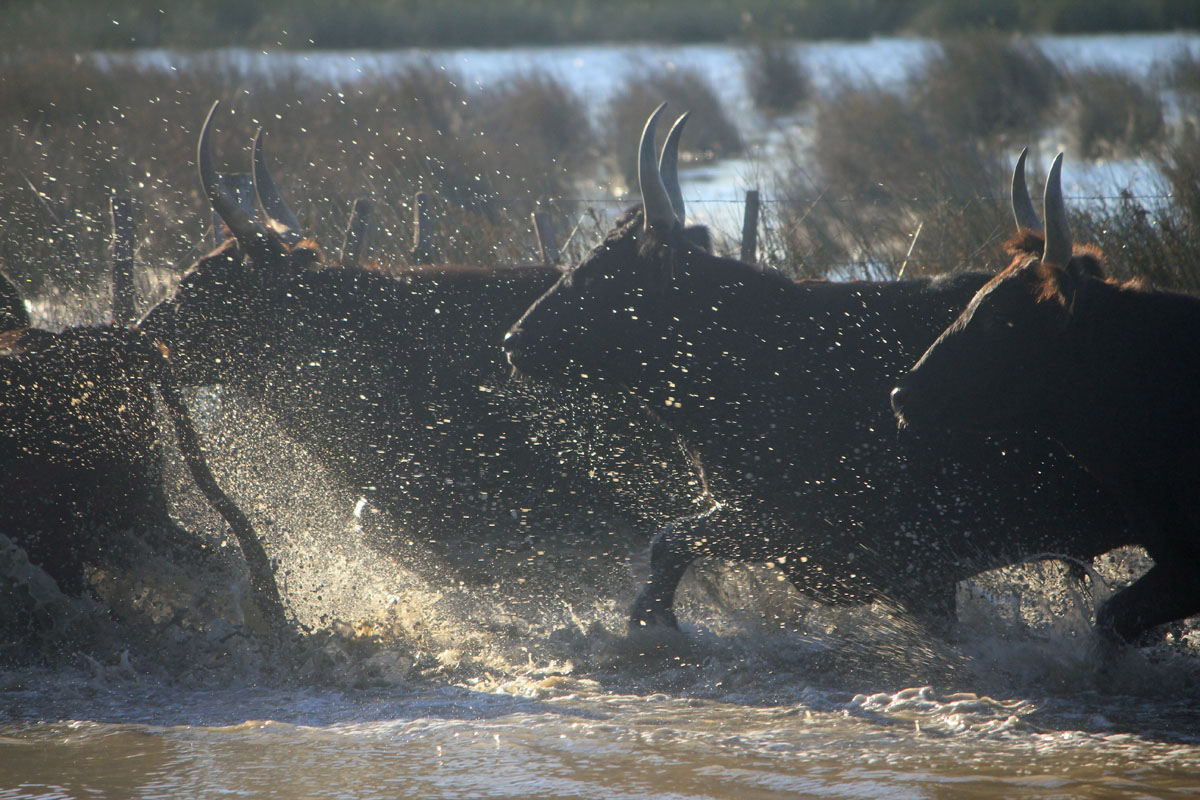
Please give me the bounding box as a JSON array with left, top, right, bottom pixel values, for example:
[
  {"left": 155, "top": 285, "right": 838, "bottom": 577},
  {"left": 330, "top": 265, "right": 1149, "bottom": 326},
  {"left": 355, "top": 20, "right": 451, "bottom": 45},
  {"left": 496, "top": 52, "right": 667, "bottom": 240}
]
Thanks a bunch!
[{"left": 3, "top": 99, "right": 1198, "bottom": 654}]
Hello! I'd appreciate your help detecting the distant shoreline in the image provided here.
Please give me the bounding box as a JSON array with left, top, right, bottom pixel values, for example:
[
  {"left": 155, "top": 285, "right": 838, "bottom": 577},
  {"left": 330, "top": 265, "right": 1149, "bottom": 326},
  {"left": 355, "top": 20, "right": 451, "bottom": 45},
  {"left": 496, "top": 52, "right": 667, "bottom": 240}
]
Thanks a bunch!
[{"left": 2, "top": 0, "right": 1198, "bottom": 52}]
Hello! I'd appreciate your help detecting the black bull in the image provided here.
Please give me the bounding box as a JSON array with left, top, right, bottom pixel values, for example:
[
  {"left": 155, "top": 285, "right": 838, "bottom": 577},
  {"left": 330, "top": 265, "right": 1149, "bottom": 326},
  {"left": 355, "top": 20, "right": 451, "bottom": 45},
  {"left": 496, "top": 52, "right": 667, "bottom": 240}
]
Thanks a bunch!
[
  {"left": 504, "top": 107, "right": 1134, "bottom": 634},
  {"left": 893, "top": 153, "right": 1200, "bottom": 642},
  {"left": 138, "top": 104, "right": 699, "bottom": 560},
  {"left": 0, "top": 321, "right": 286, "bottom": 629},
  {"left": 140, "top": 252, "right": 697, "bottom": 549}
]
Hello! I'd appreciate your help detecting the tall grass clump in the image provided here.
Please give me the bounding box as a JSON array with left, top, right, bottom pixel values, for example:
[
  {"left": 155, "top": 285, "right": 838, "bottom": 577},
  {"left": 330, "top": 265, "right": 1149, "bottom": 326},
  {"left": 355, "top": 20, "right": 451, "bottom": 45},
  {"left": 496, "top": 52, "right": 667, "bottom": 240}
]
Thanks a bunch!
[
  {"left": 1164, "top": 47, "right": 1200, "bottom": 96},
  {"left": 779, "top": 77, "right": 1009, "bottom": 279},
  {"left": 1071, "top": 192, "right": 1200, "bottom": 294},
  {"left": 607, "top": 64, "right": 743, "bottom": 191},
  {"left": 743, "top": 40, "right": 812, "bottom": 115},
  {"left": 1159, "top": 122, "right": 1200, "bottom": 228},
  {"left": 1088, "top": 124, "right": 1200, "bottom": 292},
  {"left": 1059, "top": 67, "right": 1164, "bottom": 159},
  {"left": 773, "top": 34, "right": 1068, "bottom": 279},
  {"left": 1163, "top": 48, "right": 1200, "bottom": 132},
  {"left": 915, "top": 32, "right": 1062, "bottom": 145},
  {"left": 471, "top": 72, "right": 597, "bottom": 193}
]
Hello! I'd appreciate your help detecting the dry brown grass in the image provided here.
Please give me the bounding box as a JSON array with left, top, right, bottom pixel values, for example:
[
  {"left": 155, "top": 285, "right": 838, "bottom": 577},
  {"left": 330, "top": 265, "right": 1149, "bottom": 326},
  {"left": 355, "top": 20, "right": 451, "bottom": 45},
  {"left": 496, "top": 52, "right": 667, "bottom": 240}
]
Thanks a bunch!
[
  {"left": 779, "top": 77, "right": 1009, "bottom": 279},
  {"left": 743, "top": 41, "right": 811, "bottom": 115},
  {"left": 1060, "top": 67, "right": 1164, "bottom": 159},
  {"left": 0, "top": 54, "right": 599, "bottom": 310},
  {"left": 774, "top": 34, "right": 1200, "bottom": 284},
  {"left": 916, "top": 33, "right": 1062, "bottom": 146},
  {"left": 771, "top": 34, "right": 1063, "bottom": 279}
]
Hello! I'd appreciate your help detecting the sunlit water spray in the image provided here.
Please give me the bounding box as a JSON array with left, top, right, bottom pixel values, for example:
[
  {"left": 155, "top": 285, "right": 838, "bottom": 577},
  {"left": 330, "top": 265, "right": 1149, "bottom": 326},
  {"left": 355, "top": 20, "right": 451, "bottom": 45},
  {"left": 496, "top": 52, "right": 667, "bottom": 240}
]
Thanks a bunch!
[
  {"left": 6, "top": 350, "right": 1200, "bottom": 796},
  {"left": 7, "top": 380, "right": 1200, "bottom": 695}
]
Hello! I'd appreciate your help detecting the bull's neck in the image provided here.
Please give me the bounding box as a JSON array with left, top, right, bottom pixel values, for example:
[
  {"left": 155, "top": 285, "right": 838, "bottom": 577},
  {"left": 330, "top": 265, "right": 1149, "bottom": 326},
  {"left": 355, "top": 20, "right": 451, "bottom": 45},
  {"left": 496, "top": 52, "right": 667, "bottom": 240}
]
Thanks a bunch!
[
  {"left": 626, "top": 270, "right": 988, "bottom": 478},
  {"left": 1055, "top": 280, "right": 1200, "bottom": 473},
  {"left": 633, "top": 267, "right": 811, "bottom": 452}
]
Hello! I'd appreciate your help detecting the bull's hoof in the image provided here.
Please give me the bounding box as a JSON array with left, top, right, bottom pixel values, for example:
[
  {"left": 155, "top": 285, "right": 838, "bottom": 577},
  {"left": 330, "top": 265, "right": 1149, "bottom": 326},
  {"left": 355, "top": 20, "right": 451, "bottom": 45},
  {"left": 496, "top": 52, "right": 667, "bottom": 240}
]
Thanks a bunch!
[{"left": 628, "top": 595, "right": 678, "bottom": 632}]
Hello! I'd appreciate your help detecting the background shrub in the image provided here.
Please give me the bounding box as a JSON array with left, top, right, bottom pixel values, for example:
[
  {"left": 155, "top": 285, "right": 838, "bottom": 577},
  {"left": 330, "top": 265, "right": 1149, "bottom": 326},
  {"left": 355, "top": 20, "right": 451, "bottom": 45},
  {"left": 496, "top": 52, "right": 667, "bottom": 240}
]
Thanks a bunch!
[
  {"left": 606, "top": 64, "right": 743, "bottom": 191},
  {"left": 743, "top": 41, "right": 812, "bottom": 115}
]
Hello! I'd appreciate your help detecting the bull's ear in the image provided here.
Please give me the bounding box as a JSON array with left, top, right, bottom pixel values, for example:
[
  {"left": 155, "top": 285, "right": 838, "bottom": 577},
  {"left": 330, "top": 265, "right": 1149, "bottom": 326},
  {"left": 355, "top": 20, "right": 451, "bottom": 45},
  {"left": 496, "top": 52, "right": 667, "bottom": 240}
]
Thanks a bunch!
[
  {"left": 1066, "top": 246, "right": 1105, "bottom": 283},
  {"left": 1037, "top": 258, "right": 1096, "bottom": 324},
  {"left": 1043, "top": 245, "right": 1104, "bottom": 300},
  {"left": 682, "top": 224, "right": 712, "bottom": 254}
]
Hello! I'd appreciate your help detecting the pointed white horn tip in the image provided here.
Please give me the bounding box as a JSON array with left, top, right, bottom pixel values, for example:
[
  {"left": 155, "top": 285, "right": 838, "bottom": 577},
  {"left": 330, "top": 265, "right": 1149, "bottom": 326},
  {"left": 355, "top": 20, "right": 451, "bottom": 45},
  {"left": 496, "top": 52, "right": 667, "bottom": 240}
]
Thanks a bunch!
[
  {"left": 659, "top": 112, "right": 690, "bottom": 167},
  {"left": 639, "top": 102, "right": 668, "bottom": 155},
  {"left": 1048, "top": 152, "right": 1064, "bottom": 181},
  {"left": 666, "top": 111, "right": 690, "bottom": 141},
  {"left": 1014, "top": 147, "right": 1028, "bottom": 176},
  {"left": 1045, "top": 153, "right": 1066, "bottom": 206}
]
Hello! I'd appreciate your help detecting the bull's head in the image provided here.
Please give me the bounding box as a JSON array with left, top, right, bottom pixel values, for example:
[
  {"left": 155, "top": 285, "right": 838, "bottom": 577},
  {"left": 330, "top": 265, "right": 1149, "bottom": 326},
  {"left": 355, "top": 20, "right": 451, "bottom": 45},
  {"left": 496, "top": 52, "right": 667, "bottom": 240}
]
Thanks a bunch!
[
  {"left": 139, "top": 101, "right": 325, "bottom": 383},
  {"left": 504, "top": 104, "right": 764, "bottom": 399},
  {"left": 891, "top": 153, "right": 1105, "bottom": 433}
]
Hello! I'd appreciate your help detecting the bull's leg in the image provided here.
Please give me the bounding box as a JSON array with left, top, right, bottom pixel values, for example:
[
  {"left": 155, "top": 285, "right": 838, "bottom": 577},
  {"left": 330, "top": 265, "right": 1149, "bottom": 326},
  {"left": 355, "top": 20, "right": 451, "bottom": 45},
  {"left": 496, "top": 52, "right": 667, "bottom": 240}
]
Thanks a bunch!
[
  {"left": 629, "top": 505, "right": 724, "bottom": 631},
  {"left": 1097, "top": 562, "right": 1200, "bottom": 643}
]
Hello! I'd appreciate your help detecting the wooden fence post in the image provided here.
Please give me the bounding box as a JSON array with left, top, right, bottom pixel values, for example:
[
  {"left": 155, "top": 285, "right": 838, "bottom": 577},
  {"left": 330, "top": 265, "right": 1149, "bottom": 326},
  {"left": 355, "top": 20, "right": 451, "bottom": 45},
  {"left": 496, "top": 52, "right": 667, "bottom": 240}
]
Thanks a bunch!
[
  {"left": 740, "top": 189, "right": 760, "bottom": 264},
  {"left": 339, "top": 198, "right": 372, "bottom": 268},
  {"left": 532, "top": 210, "right": 559, "bottom": 267},
  {"left": 411, "top": 191, "right": 439, "bottom": 265},
  {"left": 212, "top": 173, "right": 256, "bottom": 245},
  {"left": 110, "top": 194, "right": 136, "bottom": 326}
]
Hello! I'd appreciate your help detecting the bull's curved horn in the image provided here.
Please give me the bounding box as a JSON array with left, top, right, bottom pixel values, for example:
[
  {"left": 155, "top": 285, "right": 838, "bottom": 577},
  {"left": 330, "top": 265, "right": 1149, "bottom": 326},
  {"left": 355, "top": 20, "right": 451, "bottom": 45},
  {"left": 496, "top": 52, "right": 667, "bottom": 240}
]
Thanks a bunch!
[
  {"left": 638, "top": 102, "right": 677, "bottom": 231},
  {"left": 253, "top": 128, "right": 303, "bottom": 246},
  {"left": 198, "top": 101, "right": 269, "bottom": 247},
  {"left": 339, "top": 197, "right": 372, "bottom": 268},
  {"left": 1011, "top": 147, "right": 1043, "bottom": 233},
  {"left": 1041, "top": 152, "right": 1072, "bottom": 267},
  {"left": 659, "top": 112, "right": 689, "bottom": 223}
]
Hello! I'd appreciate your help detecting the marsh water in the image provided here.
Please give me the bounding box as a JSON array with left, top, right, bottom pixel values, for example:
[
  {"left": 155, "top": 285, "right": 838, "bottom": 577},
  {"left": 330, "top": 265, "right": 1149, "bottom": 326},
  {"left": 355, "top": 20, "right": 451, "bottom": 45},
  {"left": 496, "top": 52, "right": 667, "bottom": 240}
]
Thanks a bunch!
[{"left": 6, "top": 34, "right": 1200, "bottom": 800}]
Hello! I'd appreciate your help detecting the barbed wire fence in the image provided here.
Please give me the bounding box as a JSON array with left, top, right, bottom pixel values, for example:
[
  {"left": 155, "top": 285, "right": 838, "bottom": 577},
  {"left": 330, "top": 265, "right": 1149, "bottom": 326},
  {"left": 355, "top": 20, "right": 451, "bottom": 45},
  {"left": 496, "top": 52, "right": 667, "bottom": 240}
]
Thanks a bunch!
[
  {"left": 52, "top": 181, "right": 1192, "bottom": 326},
  {"left": 536, "top": 186, "right": 1183, "bottom": 278}
]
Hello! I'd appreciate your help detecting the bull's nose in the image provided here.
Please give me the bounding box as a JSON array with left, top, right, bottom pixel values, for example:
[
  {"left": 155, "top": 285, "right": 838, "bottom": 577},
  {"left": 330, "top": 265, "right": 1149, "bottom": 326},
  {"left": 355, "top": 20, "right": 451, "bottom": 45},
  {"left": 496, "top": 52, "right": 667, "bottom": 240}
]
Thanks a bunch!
[{"left": 889, "top": 385, "right": 907, "bottom": 415}]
